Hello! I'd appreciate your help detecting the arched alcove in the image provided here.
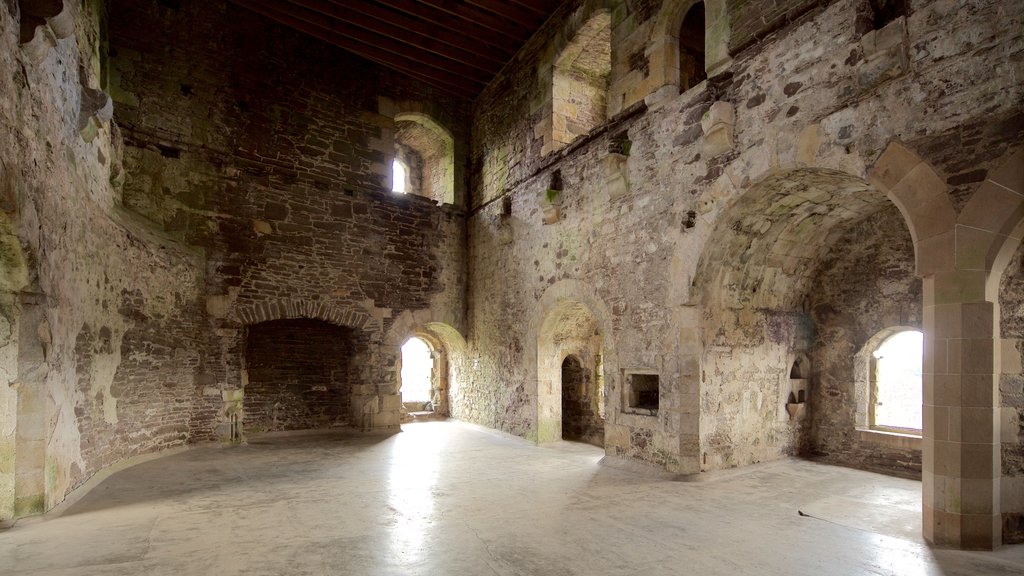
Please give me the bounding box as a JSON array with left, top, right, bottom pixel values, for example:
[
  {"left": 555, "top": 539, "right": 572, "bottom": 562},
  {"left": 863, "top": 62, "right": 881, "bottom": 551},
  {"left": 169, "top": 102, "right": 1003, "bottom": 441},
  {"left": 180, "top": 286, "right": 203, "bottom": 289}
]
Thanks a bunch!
[
  {"left": 389, "top": 320, "right": 466, "bottom": 423},
  {"left": 392, "top": 112, "right": 455, "bottom": 205},
  {"left": 694, "top": 167, "right": 915, "bottom": 469},
  {"left": 243, "top": 319, "right": 356, "bottom": 432},
  {"left": 536, "top": 300, "right": 605, "bottom": 444}
]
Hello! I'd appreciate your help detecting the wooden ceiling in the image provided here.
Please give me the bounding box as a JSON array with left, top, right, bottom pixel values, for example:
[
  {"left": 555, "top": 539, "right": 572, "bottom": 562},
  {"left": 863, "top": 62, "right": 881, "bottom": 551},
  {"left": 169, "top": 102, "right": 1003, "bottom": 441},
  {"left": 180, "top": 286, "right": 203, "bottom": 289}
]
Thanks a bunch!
[{"left": 230, "top": 0, "right": 565, "bottom": 100}]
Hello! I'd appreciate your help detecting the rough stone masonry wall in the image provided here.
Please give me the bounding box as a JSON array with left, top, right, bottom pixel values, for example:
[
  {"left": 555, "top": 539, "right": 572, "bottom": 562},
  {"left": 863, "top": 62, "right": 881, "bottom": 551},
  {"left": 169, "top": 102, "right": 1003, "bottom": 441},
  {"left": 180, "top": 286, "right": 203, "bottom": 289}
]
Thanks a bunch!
[
  {"left": 466, "top": 0, "right": 1023, "bottom": 481},
  {"left": 244, "top": 319, "right": 357, "bottom": 432},
  {"left": 809, "top": 205, "right": 923, "bottom": 477},
  {"left": 107, "top": 0, "right": 469, "bottom": 435},
  {"left": 1000, "top": 244, "right": 1024, "bottom": 542},
  {"left": 0, "top": 0, "right": 205, "bottom": 520}
]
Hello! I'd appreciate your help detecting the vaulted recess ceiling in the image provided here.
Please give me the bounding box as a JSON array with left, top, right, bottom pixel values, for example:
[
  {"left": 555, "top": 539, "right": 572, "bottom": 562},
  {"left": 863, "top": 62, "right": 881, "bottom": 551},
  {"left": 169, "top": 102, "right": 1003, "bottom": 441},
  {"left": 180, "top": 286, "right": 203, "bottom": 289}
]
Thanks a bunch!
[{"left": 229, "top": 0, "right": 565, "bottom": 100}]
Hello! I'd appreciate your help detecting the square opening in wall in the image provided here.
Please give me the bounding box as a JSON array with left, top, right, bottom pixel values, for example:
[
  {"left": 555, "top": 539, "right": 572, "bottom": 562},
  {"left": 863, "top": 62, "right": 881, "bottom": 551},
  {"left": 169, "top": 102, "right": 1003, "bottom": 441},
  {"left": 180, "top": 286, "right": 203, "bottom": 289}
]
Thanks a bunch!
[{"left": 624, "top": 372, "right": 659, "bottom": 416}]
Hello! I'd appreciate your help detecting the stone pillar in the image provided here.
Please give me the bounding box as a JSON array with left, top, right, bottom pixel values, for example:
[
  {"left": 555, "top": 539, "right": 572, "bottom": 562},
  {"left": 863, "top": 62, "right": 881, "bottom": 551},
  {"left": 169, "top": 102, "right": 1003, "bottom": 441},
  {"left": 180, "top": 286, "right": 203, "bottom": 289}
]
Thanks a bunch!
[
  {"left": 873, "top": 143, "right": 1024, "bottom": 549},
  {"left": 922, "top": 270, "right": 1001, "bottom": 549}
]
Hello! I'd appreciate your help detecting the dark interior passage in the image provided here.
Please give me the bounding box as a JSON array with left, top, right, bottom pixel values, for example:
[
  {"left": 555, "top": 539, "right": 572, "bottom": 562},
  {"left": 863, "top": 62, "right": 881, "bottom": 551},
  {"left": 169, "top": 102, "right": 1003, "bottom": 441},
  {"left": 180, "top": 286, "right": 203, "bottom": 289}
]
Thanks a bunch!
[
  {"left": 245, "top": 319, "right": 353, "bottom": 432},
  {"left": 561, "top": 355, "right": 604, "bottom": 447}
]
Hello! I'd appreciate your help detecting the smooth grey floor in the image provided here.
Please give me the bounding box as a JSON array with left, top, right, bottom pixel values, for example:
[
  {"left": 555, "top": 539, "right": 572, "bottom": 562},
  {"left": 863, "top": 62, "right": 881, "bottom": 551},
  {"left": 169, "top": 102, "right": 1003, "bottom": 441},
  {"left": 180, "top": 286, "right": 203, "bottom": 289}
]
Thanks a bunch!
[{"left": 1, "top": 420, "right": 1022, "bottom": 575}]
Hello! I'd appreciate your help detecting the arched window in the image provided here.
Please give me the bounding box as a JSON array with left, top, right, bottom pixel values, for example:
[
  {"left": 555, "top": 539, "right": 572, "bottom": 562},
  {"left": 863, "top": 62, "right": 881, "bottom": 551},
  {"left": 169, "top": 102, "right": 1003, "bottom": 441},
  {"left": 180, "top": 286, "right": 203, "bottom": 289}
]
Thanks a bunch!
[
  {"left": 400, "top": 337, "right": 433, "bottom": 404},
  {"left": 392, "top": 113, "right": 455, "bottom": 205},
  {"left": 854, "top": 328, "right": 923, "bottom": 435},
  {"left": 392, "top": 159, "right": 409, "bottom": 194},
  {"left": 871, "top": 330, "right": 922, "bottom": 431},
  {"left": 678, "top": 2, "right": 706, "bottom": 93},
  {"left": 551, "top": 11, "right": 611, "bottom": 152}
]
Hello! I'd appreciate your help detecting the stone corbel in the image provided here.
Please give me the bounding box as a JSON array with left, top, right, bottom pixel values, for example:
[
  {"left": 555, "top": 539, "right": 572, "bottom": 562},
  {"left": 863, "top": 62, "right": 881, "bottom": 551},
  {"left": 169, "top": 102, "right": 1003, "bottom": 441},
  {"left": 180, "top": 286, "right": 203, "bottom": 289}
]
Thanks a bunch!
[
  {"left": 701, "top": 101, "right": 735, "bottom": 159},
  {"left": 603, "top": 153, "right": 629, "bottom": 199},
  {"left": 78, "top": 82, "right": 114, "bottom": 142},
  {"left": 857, "top": 17, "right": 909, "bottom": 90},
  {"left": 539, "top": 189, "right": 561, "bottom": 225},
  {"left": 19, "top": 0, "right": 75, "bottom": 63}
]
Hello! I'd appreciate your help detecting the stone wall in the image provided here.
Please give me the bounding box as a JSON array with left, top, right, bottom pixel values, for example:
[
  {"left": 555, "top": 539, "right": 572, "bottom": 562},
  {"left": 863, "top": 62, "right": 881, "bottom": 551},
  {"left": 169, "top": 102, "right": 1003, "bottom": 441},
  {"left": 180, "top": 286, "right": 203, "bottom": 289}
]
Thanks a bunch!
[
  {"left": 465, "top": 0, "right": 1023, "bottom": 490},
  {"left": 808, "top": 205, "right": 923, "bottom": 477},
  {"left": 1, "top": 0, "right": 470, "bottom": 522},
  {"left": 244, "top": 319, "right": 357, "bottom": 432},
  {"left": 107, "top": 0, "right": 469, "bottom": 437},
  {"left": 1000, "top": 244, "right": 1024, "bottom": 542},
  {"left": 0, "top": 0, "right": 205, "bottom": 520}
]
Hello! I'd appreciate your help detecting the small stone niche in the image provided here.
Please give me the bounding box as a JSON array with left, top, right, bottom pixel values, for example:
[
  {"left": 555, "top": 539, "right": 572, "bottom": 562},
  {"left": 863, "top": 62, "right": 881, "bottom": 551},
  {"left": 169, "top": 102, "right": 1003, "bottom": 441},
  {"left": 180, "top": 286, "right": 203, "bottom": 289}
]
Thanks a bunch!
[
  {"left": 785, "top": 356, "right": 809, "bottom": 422},
  {"left": 624, "top": 372, "right": 659, "bottom": 416}
]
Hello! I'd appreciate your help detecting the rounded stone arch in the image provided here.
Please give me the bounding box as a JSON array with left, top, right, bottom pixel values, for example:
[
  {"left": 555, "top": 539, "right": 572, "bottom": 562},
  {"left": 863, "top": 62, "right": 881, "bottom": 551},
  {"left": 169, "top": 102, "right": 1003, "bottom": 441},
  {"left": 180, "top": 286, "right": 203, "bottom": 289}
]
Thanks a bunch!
[
  {"left": 853, "top": 325, "right": 921, "bottom": 432},
  {"left": 384, "top": 310, "right": 467, "bottom": 419},
  {"left": 525, "top": 279, "right": 617, "bottom": 444},
  {"left": 694, "top": 137, "right": 947, "bottom": 297},
  {"left": 649, "top": 0, "right": 730, "bottom": 92},
  {"left": 232, "top": 299, "right": 377, "bottom": 331}
]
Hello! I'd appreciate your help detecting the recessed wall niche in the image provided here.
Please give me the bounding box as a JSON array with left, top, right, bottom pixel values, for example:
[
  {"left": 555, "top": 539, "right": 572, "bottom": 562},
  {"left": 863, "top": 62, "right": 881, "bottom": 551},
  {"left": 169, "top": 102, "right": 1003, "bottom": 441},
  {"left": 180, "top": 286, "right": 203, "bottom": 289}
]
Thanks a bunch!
[{"left": 623, "top": 371, "right": 659, "bottom": 416}]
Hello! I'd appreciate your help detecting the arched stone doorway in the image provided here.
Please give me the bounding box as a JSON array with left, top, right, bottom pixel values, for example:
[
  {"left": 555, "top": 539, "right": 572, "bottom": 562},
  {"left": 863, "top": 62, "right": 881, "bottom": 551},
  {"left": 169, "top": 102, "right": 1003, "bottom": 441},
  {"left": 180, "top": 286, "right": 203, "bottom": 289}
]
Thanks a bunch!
[
  {"left": 536, "top": 299, "right": 605, "bottom": 445},
  {"left": 561, "top": 354, "right": 604, "bottom": 446},
  {"left": 398, "top": 334, "right": 448, "bottom": 421}
]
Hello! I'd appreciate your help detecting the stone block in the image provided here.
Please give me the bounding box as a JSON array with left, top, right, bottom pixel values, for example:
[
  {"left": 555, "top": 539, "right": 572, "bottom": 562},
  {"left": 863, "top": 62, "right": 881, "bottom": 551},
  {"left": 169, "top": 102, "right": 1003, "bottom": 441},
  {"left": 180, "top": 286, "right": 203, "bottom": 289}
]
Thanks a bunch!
[
  {"left": 1000, "top": 339, "right": 1022, "bottom": 375},
  {"left": 380, "top": 393, "right": 401, "bottom": 412},
  {"left": 959, "top": 181, "right": 1024, "bottom": 235},
  {"left": 858, "top": 18, "right": 908, "bottom": 90}
]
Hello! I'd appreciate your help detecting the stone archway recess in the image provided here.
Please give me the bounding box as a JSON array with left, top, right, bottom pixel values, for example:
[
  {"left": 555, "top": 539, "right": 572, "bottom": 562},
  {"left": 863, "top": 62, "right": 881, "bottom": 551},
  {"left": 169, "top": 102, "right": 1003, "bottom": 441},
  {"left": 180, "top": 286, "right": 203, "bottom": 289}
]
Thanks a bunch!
[
  {"left": 383, "top": 310, "right": 468, "bottom": 423},
  {"left": 526, "top": 280, "right": 616, "bottom": 444},
  {"left": 696, "top": 135, "right": 1022, "bottom": 549},
  {"left": 869, "top": 144, "right": 1024, "bottom": 549}
]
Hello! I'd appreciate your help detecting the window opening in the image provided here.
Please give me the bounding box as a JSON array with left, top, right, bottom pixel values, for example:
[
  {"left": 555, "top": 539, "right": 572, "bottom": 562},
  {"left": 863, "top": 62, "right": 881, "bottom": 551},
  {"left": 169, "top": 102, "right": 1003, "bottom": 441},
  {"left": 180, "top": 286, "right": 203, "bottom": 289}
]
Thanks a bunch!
[
  {"left": 392, "top": 159, "right": 408, "bottom": 194},
  {"left": 401, "top": 337, "right": 433, "bottom": 405},
  {"left": 551, "top": 11, "right": 611, "bottom": 151},
  {"left": 872, "top": 330, "right": 922, "bottom": 431},
  {"left": 679, "top": 2, "right": 706, "bottom": 92},
  {"left": 624, "top": 372, "right": 659, "bottom": 415}
]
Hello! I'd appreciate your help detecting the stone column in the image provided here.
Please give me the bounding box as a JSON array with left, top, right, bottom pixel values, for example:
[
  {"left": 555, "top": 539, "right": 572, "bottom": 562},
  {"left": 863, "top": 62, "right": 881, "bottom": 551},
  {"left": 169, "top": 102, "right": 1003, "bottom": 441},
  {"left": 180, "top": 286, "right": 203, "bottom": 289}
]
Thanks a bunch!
[
  {"left": 873, "top": 144, "right": 1024, "bottom": 549},
  {"left": 922, "top": 270, "right": 1001, "bottom": 549}
]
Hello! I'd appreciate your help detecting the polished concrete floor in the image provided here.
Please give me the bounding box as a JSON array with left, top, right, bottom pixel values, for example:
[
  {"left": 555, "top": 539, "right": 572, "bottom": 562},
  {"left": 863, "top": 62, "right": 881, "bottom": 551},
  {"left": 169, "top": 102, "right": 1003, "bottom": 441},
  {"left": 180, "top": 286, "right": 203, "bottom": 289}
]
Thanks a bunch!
[{"left": 1, "top": 421, "right": 1023, "bottom": 575}]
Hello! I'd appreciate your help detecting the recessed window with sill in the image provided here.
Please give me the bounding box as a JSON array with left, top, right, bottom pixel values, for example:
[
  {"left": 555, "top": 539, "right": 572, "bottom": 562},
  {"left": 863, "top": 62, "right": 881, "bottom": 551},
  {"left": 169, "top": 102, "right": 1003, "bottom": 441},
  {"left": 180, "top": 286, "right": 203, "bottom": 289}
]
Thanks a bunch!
[
  {"left": 551, "top": 11, "right": 611, "bottom": 152},
  {"left": 854, "top": 328, "right": 922, "bottom": 437}
]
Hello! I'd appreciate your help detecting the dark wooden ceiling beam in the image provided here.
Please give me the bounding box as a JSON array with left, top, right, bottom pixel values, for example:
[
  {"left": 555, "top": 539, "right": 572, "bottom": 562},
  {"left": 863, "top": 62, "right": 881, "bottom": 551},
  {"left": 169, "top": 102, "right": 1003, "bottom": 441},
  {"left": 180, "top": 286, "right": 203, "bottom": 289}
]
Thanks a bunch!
[
  {"left": 232, "top": 0, "right": 481, "bottom": 98},
  {"left": 508, "top": 0, "right": 562, "bottom": 15},
  {"left": 367, "top": 0, "right": 523, "bottom": 52},
  {"left": 327, "top": 0, "right": 511, "bottom": 68},
  {"left": 243, "top": 0, "right": 490, "bottom": 84},
  {"left": 397, "top": 0, "right": 534, "bottom": 43},
  {"left": 461, "top": 0, "right": 546, "bottom": 25}
]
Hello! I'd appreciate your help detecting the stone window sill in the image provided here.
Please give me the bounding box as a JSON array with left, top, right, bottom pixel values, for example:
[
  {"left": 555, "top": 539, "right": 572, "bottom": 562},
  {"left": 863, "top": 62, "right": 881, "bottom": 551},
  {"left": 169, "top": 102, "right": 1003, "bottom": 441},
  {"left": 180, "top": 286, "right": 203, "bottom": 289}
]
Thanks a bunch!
[
  {"left": 856, "top": 428, "right": 922, "bottom": 450},
  {"left": 622, "top": 407, "right": 658, "bottom": 417}
]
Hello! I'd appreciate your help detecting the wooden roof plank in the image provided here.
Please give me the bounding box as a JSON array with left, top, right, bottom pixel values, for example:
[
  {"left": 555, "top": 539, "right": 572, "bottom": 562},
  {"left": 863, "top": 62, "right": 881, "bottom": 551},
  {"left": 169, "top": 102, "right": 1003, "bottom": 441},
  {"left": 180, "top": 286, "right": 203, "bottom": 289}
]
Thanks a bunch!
[
  {"left": 243, "top": 0, "right": 491, "bottom": 85},
  {"left": 406, "top": 0, "right": 535, "bottom": 43},
  {"left": 232, "top": 0, "right": 481, "bottom": 98},
  {"left": 334, "top": 0, "right": 512, "bottom": 67},
  {"left": 461, "top": 0, "right": 546, "bottom": 25},
  {"left": 366, "top": 0, "right": 524, "bottom": 52},
  {"left": 283, "top": 0, "right": 505, "bottom": 75}
]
